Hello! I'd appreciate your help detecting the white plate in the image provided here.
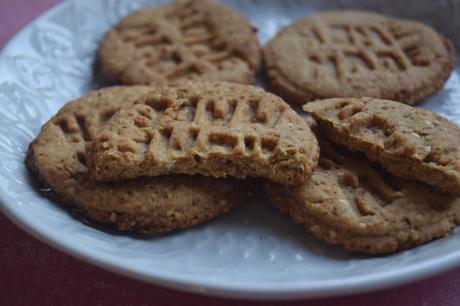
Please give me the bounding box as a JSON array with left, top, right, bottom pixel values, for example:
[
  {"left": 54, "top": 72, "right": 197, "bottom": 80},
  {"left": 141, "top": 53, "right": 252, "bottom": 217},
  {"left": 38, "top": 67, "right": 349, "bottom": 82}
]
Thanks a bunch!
[{"left": 1, "top": 0, "right": 460, "bottom": 300}]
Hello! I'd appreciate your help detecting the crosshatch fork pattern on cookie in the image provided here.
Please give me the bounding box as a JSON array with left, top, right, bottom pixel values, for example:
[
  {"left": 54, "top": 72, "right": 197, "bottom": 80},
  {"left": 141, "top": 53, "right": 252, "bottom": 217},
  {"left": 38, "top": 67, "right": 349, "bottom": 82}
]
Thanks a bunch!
[
  {"left": 118, "top": 6, "right": 235, "bottom": 80},
  {"left": 303, "top": 23, "right": 431, "bottom": 79},
  {"left": 47, "top": 88, "right": 153, "bottom": 182},
  {"left": 109, "top": 0, "right": 258, "bottom": 83},
  {"left": 120, "top": 92, "right": 284, "bottom": 156},
  {"left": 88, "top": 82, "right": 319, "bottom": 185},
  {"left": 52, "top": 112, "right": 93, "bottom": 170},
  {"left": 263, "top": 11, "right": 454, "bottom": 105}
]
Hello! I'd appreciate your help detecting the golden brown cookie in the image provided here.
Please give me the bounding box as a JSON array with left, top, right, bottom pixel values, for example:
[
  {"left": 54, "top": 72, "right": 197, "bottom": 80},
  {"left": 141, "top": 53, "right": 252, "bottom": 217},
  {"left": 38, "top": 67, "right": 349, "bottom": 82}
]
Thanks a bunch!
[
  {"left": 303, "top": 97, "right": 460, "bottom": 197},
  {"left": 27, "top": 86, "right": 251, "bottom": 233},
  {"left": 88, "top": 81, "right": 319, "bottom": 185},
  {"left": 265, "top": 138, "right": 460, "bottom": 255},
  {"left": 98, "top": 0, "right": 261, "bottom": 85},
  {"left": 263, "top": 10, "right": 455, "bottom": 105}
]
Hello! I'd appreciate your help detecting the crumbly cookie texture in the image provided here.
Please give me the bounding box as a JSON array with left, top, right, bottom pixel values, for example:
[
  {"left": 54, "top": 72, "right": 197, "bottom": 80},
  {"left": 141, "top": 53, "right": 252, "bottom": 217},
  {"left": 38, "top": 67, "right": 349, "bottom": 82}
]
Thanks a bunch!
[
  {"left": 265, "top": 137, "right": 460, "bottom": 255},
  {"left": 27, "top": 86, "right": 251, "bottom": 233},
  {"left": 263, "top": 10, "right": 455, "bottom": 105},
  {"left": 303, "top": 97, "right": 460, "bottom": 197},
  {"left": 88, "top": 81, "right": 319, "bottom": 185},
  {"left": 98, "top": 0, "right": 261, "bottom": 85}
]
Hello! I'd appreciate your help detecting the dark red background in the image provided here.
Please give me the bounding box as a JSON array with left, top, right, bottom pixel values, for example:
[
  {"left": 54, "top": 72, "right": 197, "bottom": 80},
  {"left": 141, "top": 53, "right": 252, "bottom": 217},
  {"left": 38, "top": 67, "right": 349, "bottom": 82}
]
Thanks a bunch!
[{"left": 1, "top": 1, "right": 459, "bottom": 305}]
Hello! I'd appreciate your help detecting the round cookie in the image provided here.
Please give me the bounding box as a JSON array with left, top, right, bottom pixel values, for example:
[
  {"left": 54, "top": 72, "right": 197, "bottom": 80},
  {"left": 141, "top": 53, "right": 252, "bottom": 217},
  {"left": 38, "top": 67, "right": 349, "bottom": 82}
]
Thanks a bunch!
[
  {"left": 263, "top": 10, "right": 455, "bottom": 105},
  {"left": 265, "top": 138, "right": 460, "bottom": 255},
  {"left": 303, "top": 97, "right": 460, "bottom": 197},
  {"left": 98, "top": 0, "right": 261, "bottom": 85},
  {"left": 88, "top": 81, "right": 319, "bottom": 186},
  {"left": 27, "top": 86, "right": 251, "bottom": 233}
]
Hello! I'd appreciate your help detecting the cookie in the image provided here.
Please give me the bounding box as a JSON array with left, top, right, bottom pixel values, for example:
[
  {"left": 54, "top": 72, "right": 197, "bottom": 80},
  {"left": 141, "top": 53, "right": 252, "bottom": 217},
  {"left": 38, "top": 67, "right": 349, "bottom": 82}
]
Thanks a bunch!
[
  {"left": 303, "top": 97, "right": 460, "bottom": 197},
  {"left": 98, "top": 0, "right": 261, "bottom": 85},
  {"left": 27, "top": 86, "right": 251, "bottom": 233},
  {"left": 263, "top": 10, "right": 455, "bottom": 105},
  {"left": 265, "top": 137, "right": 460, "bottom": 254},
  {"left": 88, "top": 81, "right": 319, "bottom": 185}
]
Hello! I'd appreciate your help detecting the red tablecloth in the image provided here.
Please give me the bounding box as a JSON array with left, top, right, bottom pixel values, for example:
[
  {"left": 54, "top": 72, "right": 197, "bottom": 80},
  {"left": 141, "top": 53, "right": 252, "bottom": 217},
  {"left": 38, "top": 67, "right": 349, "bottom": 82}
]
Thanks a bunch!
[{"left": 1, "top": 1, "right": 460, "bottom": 305}]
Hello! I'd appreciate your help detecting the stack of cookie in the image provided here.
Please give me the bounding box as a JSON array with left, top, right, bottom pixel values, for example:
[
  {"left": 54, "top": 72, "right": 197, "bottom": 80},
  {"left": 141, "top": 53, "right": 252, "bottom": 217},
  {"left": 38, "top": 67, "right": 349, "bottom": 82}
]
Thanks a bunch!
[
  {"left": 261, "top": 10, "right": 460, "bottom": 254},
  {"left": 267, "top": 98, "right": 460, "bottom": 254},
  {"left": 27, "top": 0, "right": 460, "bottom": 255}
]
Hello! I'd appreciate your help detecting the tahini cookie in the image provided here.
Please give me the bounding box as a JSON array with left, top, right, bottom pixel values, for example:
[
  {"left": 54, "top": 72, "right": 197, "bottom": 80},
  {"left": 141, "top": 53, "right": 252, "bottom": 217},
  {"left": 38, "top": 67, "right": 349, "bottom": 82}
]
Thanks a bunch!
[
  {"left": 98, "top": 0, "right": 261, "bottom": 85},
  {"left": 88, "top": 81, "right": 319, "bottom": 185},
  {"left": 263, "top": 11, "right": 454, "bottom": 105}
]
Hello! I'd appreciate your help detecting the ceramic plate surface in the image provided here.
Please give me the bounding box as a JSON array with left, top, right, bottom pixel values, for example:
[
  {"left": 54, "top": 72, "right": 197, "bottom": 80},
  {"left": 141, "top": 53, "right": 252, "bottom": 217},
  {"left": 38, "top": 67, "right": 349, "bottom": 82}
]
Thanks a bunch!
[{"left": 1, "top": 0, "right": 460, "bottom": 300}]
